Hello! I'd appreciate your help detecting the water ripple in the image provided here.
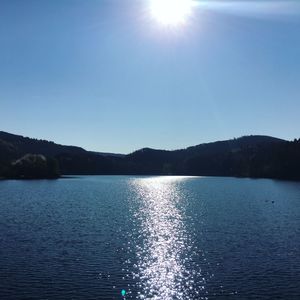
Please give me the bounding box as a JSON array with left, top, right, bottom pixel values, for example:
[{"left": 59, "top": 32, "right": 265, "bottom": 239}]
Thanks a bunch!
[{"left": 130, "top": 176, "right": 206, "bottom": 300}]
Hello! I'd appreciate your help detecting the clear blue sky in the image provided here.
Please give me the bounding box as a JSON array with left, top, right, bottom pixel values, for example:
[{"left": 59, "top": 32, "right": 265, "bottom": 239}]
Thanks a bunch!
[{"left": 1, "top": 0, "right": 300, "bottom": 153}]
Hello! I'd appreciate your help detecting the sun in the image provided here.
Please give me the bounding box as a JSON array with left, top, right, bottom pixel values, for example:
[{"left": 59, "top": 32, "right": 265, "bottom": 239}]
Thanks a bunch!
[{"left": 149, "top": 0, "right": 194, "bottom": 26}]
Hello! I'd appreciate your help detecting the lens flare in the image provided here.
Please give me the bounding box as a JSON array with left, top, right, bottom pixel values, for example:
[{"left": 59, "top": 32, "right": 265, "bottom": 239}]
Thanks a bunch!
[{"left": 149, "top": 0, "right": 195, "bottom": 26}]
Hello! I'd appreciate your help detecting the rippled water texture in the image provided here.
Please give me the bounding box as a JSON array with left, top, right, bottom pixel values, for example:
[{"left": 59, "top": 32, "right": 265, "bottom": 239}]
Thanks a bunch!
[
  {"left": 0, "top": 176, "right": 300, "bottom": 299},
  {"left": 130, "top": 177, "right": 205, "bottom": 299}
]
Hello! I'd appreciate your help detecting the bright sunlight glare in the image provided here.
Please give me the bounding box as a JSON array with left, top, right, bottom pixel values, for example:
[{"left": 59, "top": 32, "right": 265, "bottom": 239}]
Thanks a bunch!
[{"left": 149, "top": 0, "right": 195, "bottom": 26}]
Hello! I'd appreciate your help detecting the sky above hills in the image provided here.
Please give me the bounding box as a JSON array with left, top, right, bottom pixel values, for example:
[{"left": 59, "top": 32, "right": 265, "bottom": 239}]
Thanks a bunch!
[{"left": 1, "top": 0, "right": 300, "bottom": 153}]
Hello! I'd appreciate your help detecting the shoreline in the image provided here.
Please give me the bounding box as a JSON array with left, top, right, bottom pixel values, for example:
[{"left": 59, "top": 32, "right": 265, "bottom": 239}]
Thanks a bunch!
[{"left": 1, "top": 174, "right": 300, "bottom": 182}]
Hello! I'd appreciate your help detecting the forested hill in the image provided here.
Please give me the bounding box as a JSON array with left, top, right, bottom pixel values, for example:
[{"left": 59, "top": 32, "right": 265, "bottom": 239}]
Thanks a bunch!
[
  {"left": 0, "top": 131, "right": 85, "bottom": 157},
  {"left": 0, "top": 131, "right": 120, "bottom": 177},
  {"left": 0, "top": 131, "right": 300, "bottom": 180}
]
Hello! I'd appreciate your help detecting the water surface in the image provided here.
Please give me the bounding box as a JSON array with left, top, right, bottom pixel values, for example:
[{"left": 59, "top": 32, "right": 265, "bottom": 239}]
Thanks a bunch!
[{"left": 0, "top": 176, "right": 299, "bottom": 299}]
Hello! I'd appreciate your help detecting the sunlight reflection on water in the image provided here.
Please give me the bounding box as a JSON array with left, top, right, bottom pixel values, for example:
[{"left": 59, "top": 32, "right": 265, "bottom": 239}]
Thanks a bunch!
[{"left": 130, "top": 176, "right": 206, "bottom": 300}]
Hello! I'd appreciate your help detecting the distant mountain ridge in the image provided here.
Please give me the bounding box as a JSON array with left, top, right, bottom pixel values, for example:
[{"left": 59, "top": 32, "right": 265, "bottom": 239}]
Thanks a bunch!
[
  {"left": 0, "top": 131, "right": 119, "bottom": 176},
  {"left": 0, "top": 131, "right": 86, "bottom": 157},
  {"left": 129, "top": 135, "right": 284, "bottom": 159},
  {"left": 0, "top": 131, "right": 299, "bottom": 180}
]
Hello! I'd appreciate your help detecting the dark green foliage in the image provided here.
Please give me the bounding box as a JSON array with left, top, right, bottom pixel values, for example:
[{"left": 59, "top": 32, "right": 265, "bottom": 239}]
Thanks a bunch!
[
  {"left": 0, "top": 131, "right": 85, "bottom": 157},
  {"left": 55, "top": 152, "right": 113, "bottom": 175},
  {"left": 3, "top": 154, "right": 60, "bottom": 179},
  {"left": 46, "top": 157, "right": 60, "bottom": 178},
  {"left": 0, "top": 131, "right": 299, "bottom": 180}
]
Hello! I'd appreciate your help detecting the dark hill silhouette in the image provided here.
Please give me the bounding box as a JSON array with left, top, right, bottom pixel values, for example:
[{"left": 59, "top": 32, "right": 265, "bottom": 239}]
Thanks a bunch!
[
  {"left": 0, "top": 131, "right": 117, "bottom": 177},
  {"left": 0, "top": 131, "right": 299, "bottom": 180},
  {"left": 182, "top": 135, "right": 284, "bottom": 156},
  {"left": 126, "top": 136, "right": 286, "bottom": 176},
  {"left": 0, "top": 131, "right": 86, "bottom": 157}
]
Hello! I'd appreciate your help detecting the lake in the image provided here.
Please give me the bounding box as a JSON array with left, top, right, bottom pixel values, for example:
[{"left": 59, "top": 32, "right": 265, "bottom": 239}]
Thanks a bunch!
[{"left": 0, "top": 176, "right": 299, "bottom": 299}]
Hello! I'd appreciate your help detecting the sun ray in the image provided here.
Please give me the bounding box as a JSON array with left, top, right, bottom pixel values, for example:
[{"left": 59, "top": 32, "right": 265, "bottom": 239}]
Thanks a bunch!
[
  {"left": 196, "top": 0, "right": 300, "bottom": 18},
  {"left": 148, "top": 0, "right": 300, "bottom": 28}
]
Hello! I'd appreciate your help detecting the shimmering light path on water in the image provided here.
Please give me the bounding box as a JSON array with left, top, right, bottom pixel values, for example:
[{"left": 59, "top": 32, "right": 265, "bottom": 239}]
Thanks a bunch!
[{"left": 130, "top": 177, "right": 206, "bottom": 299}]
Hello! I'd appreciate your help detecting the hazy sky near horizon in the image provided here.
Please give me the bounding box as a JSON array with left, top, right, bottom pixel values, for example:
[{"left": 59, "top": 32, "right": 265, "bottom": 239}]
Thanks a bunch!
[{"left": 1, "top": 0, "right": 300, "bottom": 153}]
